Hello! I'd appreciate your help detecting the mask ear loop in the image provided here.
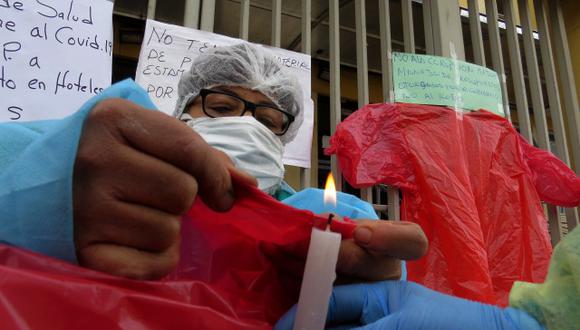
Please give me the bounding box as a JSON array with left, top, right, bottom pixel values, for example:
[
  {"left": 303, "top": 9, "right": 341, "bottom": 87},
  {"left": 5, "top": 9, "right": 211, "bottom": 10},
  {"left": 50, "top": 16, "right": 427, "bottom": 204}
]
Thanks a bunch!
[
  {"left": 179, "top": 112, "right": 195, "bottom": 123},
  {"left": 178, "top": 88, "right": 208, "bottom": 120}
]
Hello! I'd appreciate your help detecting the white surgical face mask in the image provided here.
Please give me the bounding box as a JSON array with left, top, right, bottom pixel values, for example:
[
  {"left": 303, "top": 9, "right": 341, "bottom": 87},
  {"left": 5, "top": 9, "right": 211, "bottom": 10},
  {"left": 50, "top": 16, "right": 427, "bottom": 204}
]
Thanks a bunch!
[{"left": 182, "top": 115, "right": 285, "bottom": 195}]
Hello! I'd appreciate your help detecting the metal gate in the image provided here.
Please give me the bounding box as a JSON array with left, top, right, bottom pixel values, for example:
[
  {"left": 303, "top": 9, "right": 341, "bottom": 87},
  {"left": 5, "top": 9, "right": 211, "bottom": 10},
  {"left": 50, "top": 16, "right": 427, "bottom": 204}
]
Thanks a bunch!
[{"left": 131, "top": 0, "right": 580, "bottom": 244}]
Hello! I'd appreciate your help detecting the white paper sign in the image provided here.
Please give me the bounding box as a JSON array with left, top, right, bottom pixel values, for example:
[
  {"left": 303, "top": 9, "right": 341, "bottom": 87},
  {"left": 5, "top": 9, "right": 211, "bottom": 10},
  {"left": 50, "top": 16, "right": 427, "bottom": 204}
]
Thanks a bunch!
[
  {"left": 135, "top": 20, "right": 313, "bottom": 168},
  {"left": 0, "top": 0, "right": 113, "bottom": 122}
]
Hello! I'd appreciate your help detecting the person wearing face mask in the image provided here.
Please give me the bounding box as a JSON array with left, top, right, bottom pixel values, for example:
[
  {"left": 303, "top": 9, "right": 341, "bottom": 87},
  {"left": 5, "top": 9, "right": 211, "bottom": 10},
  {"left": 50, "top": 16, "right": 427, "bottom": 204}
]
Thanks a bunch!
[
  {"left": 174, "top": 43, "right": 301, "bottom": 197},
  {"left": 173, "top": 43, "right": 427, "bottom": 281},
  {"left": 178, "top": 87, "right": 287, "bottom": 195}
]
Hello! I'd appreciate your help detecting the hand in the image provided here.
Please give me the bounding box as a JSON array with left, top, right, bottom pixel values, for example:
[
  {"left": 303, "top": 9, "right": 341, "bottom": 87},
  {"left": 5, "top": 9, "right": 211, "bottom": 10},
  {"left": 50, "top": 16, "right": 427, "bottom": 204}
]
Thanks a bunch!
[
  {"left": 276, "top": 281, "right": 544, "bottom": 330},
  {"left": 73, "top": 99, "right": 256, "bottom": 280},
  {"left": 262, "top": 218, "right": 427, "bottom": 281},
  {"left": 337, "top": 219, "right": 427, "bottom": 281}
]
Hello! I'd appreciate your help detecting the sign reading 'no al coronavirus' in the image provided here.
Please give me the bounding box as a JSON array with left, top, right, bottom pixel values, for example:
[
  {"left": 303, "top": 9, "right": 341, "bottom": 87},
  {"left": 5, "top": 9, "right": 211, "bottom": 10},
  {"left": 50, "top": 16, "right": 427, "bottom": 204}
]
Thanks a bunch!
[
  {"left": 135, "top": 20, "right": 314, "bottom": 168},
  {"left": 393, "top": 52, "right": 504, "bottom": 116},
  {"left": 0, "top": 0, "right": 113, "bottom": 122}
]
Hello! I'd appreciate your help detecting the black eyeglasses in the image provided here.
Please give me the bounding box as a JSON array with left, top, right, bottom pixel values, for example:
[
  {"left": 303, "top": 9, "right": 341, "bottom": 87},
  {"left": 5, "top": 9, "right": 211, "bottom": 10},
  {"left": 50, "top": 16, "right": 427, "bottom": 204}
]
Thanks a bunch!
[{"left": 199, "top": 89, "right": 295, "bottom": 135}]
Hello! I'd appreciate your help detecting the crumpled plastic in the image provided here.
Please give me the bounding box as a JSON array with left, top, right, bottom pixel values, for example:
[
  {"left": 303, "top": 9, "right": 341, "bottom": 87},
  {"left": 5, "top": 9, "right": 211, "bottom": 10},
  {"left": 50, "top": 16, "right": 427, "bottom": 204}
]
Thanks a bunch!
[
  {"left": 326, "top": 103, "right": 579, "bottom": 305},
  {"left": 0, "top": 180, "right": 356, "bottom": 329},
  {"left": 517, "top": 134, "right": 580, "bottom": 206}
]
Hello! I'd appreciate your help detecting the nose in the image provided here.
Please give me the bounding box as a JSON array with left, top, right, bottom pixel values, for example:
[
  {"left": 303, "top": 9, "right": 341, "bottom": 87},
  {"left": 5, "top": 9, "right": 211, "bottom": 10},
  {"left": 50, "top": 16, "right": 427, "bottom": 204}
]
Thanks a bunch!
[{"left": 240, "top": 108, "right": 254, "bottom": 117}]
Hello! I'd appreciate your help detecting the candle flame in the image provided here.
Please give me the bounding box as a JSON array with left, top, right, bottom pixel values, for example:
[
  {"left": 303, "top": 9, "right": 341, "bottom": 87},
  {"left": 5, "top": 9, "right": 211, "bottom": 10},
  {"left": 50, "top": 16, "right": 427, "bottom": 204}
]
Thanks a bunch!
[{"left": 324, "top": 173, "right": 337, "bottom": 207}]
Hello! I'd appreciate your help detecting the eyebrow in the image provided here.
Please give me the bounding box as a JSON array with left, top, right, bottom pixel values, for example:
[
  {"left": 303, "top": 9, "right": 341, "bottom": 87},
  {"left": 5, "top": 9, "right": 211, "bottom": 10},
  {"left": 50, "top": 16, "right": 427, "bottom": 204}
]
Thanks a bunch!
[{"left": 212, "top": 86, "right": 279, "bottom": 109}]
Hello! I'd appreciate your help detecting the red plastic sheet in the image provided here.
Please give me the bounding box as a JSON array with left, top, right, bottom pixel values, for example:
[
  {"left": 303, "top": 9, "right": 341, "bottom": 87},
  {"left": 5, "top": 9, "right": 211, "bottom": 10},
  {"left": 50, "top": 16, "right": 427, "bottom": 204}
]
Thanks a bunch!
[
  {"left": 326, "top": 103, "right": 579, "bottom": 305},
  {"left": 0, "top": 181, "right": 355, "bottom": 329},
  {"left": 517, "top": 134, "right": 580, "bottom": 206}
]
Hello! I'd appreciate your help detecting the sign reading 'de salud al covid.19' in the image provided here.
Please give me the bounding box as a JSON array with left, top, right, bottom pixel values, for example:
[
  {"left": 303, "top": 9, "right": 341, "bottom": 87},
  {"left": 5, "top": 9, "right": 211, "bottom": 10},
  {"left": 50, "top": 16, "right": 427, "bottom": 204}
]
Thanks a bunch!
[
  {"left": 135, "top": 20, "right": 314, "bottom": 168},
  {"left": 392, "top": 52, "right": 504, "bottom": 116},
  {"left": 0, "top": 0, "right": 113, "bottom": 122}
]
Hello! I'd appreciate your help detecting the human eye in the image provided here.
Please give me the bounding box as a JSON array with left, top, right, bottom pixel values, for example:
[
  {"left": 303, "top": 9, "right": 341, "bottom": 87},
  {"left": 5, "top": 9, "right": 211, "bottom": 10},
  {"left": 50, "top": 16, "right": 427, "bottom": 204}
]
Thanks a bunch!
[
  {"left": 205, "top": 94, "right": 241, "bottom": 115},
  {"left": 208, "top": 103, "right": 236, "bottom": 113},
  {"left": 255, "top": 114, "right": 279, "bottom": 129},
  {"left": 255, "top": 108, "right": 285, "bottom": 132}
]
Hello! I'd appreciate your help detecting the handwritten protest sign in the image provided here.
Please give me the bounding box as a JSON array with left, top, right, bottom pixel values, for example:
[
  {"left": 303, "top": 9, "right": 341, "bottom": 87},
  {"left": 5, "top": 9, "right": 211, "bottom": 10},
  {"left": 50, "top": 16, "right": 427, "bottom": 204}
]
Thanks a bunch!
[
  {"left": 392, "top": 52, "right": 504, "bottom": 116},
  {"left": 135, "top": 20, "right": 313, "bottom": 168},
  {"left": 0, "top": 0, "right": 113, "bottom": 122}
]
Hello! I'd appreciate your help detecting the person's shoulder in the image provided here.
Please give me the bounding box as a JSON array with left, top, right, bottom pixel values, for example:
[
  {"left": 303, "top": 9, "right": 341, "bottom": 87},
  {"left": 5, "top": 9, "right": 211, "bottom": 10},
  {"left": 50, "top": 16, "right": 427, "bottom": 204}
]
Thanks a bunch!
[{"left": 283, "top": 187, "right": 378, "bottom": 220}]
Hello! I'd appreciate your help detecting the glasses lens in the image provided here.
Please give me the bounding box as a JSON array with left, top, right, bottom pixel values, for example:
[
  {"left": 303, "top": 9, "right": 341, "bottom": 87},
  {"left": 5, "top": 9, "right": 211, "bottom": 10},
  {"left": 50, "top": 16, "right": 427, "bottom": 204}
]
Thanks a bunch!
[
  {"left": 254, "top": 106, "right": 289, "bottom": 134},
  {"left": 203, "top": 90, "right": 291, "bottom": 135},
  {"left": 204, "top": 93, "right": 245, "bottom": 117}
]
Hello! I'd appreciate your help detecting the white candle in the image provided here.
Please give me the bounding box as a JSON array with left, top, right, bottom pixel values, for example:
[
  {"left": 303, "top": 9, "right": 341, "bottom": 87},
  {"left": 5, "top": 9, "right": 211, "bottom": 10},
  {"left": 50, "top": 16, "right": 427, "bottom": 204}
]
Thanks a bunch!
[{"left": 292, "top": 227, "right": 341, "bottom": 330}]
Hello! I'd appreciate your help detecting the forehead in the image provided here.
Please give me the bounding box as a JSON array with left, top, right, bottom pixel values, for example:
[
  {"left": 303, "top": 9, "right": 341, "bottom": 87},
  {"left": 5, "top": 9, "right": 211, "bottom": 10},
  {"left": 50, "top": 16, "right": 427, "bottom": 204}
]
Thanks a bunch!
[{"left": 212, "top": 85, "right": 276, "bottom": 107}]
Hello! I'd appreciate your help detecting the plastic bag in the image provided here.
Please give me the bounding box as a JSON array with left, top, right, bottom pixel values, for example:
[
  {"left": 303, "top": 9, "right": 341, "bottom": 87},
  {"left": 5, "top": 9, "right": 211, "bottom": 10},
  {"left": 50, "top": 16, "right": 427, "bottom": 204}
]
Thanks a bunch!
[
  {"left": 326, "top": 103, "right": 578, "bottom": 305},
  {"left": 517, "top": 135, "right": 580, "bottom": 207},
  {"left": 0, "top": 180, "right": 355, "bottom": 329}
]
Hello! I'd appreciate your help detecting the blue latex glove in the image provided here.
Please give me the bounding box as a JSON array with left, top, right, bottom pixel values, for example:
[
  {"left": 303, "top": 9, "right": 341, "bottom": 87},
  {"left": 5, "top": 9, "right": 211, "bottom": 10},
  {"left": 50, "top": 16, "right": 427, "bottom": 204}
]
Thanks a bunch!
[{"left": 276, "top": 281, "right": 544, "bottom": 330}]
